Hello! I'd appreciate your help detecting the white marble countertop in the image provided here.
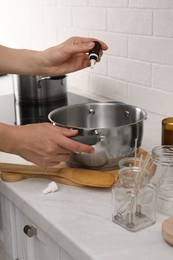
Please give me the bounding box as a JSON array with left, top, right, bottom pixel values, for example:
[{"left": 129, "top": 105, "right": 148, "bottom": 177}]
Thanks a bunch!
[{"left": 0, "top": 80, "right": 172, "bottom": 259}]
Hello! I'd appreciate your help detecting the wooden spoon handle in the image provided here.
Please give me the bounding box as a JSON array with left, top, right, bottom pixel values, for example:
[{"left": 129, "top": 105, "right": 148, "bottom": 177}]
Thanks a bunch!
[
  {"left": 0, "top": 162, "right": 59, "bottom": 175},
  {"left": 0, "top": 172, "right": 82, "bottom": 187}
]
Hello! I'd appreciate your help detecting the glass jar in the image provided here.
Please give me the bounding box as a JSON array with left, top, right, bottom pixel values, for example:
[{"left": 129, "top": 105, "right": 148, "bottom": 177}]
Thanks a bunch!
[
  {"left": 151, "top": 145, "right": 173, "bottom": 216},
  {"left": 112, "top": 167, "right": 156, "bottom": 232}
]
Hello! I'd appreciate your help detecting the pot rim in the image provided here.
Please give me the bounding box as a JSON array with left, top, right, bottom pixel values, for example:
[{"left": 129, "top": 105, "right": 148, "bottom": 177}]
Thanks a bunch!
[{"left": 48, "top": 102, "right": 147, "bottom": 130}]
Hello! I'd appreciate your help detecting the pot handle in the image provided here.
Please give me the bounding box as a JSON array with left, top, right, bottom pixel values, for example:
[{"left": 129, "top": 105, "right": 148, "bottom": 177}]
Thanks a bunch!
[
  {"left": 70, "top": 135, "right": 98, "bottom": 145},
  {"left": 37, "top": 76, "right": 51, "bottom": 88}
]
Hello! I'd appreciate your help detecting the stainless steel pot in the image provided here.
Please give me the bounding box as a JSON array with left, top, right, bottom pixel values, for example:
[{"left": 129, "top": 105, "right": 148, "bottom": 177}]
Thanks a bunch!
[
  {"left": 13, "top": 75, "right": 67, "bottom": 102},
  {"left": 48, "top": 102, "right": 147, "bottom": 170}
]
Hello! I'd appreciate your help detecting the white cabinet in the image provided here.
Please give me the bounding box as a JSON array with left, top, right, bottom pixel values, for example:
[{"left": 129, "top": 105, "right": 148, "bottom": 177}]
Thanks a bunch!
[
  {"left": 0, "top": 188, "right": 75, "bottom": 260},
  {"left": 15, "top": 208, "right": 75, "bottom": 260},
  {"left": 0, "top": 193, "right": 18, "bottom": 260}
]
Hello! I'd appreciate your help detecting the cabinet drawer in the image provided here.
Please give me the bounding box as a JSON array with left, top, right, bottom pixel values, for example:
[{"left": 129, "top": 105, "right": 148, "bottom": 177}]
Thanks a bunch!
[{"left": 15, "top": 208, "right": 74, "bottom": 260}]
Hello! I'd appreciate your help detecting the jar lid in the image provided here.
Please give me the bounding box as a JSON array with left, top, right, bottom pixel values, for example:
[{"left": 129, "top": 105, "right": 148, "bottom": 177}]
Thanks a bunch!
[{"left": 162, "top": 217, "right": 173, "bottom": 246}]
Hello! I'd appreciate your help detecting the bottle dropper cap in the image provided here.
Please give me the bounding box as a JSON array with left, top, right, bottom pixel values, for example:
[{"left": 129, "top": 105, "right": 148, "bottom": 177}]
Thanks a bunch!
[
  {"left": 42, "top": 181, "right": 59, "bottom": 195},
  {"left": 90, "top": 58, "right": 96, "bottom": 69},
  {"left": 89, "top": 41, "right": 101, "bottom": 69}
]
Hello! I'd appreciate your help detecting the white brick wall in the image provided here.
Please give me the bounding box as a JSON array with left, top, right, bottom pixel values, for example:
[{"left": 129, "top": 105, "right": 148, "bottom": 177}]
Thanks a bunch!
[
  {"left": 0, "top": 0, "right": 173, "bottom": 117},
  {"left": 108, "top": 9, "right": 153, "bottom": 35}
]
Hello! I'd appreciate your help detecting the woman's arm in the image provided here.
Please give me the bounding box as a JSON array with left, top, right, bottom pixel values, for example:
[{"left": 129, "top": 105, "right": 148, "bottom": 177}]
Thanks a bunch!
[{"left": 0, "top": 37, "right": 108, "bottom": 76}]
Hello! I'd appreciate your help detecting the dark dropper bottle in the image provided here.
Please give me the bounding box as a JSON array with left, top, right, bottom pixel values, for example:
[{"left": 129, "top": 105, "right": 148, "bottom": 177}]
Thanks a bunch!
[{"left": 89, "top": 41, "right": 101, "bottom": 68}]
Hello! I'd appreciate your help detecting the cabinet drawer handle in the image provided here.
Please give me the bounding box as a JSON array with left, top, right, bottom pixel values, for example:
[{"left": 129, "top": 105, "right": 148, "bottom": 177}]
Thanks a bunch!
[{"left": 23, "top": 225, "right": 37, "bottom": 237}]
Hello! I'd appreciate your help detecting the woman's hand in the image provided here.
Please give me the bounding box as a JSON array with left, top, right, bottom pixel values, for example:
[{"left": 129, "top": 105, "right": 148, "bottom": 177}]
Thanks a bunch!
[
  {"left": 40, "top": 36, "right": 108, "bottom": 76},
  {"left": 0, "top": 123, "right": 94, "bottom": 168}
]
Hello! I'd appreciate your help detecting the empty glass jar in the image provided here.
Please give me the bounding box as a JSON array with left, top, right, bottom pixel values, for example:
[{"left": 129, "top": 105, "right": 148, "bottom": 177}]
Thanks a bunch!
[
  {"left": 151, "top": 145, "right": 173, "bottom": 216},
  {"left": 112, "top": 167, "right": 156, "bottom": 232}
]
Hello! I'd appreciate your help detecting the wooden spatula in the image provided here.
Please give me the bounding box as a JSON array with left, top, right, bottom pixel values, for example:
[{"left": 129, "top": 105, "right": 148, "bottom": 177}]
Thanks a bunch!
[{"left": 0, "top": 163, "right": 117, "bottom": 188}]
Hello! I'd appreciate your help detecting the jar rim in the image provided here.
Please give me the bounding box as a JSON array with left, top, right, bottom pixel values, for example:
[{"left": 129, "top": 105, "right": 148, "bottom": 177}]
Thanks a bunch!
[
  {"left": 118, "top": 166, "right": 147, "bottom": 188},
  {"left": 119, "top": 166, "right": 143, "bottom": 180},
  {"left": 152, "top": 145, "right": 173, "bottom": 164},
  {"left": 162, "top": 117, "right": 173, "bottom": 125}
]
